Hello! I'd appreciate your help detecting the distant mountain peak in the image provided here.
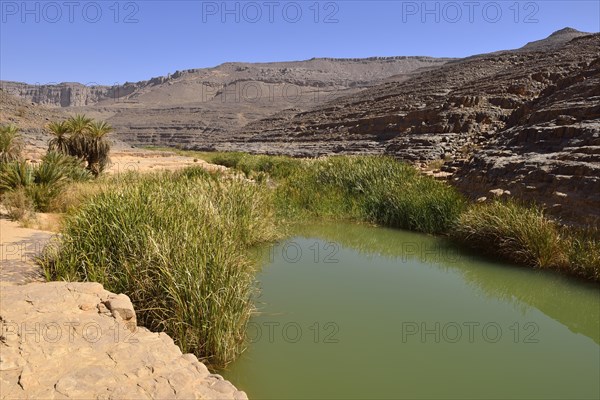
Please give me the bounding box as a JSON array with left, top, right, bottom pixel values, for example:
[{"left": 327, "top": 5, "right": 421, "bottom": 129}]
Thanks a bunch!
[
  {"left": 519, "top": 27, "right": 590, "bottom": 52},
  {"left": 549, "top": 27, "right": 583, "bottom": 37}
]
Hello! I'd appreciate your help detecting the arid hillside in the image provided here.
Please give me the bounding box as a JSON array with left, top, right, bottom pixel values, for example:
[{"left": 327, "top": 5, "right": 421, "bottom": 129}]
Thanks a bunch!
[
  {"left": 231, "top": 29, "right": 596, "bottom": 158},
  {"left": 1, "top": 57, "right": 452, "bottom": 147},
  {"left": 0, "top": 90, "right": 66, "bottom": 158}
]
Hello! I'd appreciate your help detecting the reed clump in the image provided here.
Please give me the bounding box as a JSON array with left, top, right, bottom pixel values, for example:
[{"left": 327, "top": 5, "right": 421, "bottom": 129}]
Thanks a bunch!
[
  {"left": 452, "top": 200, "right": 600, "bottom": 280},
  {"left": 272, "top": 156, "right": 465, "bottom": 234},
  {"left": 42, "top": 169, "right": 278, "bottom": 367}
]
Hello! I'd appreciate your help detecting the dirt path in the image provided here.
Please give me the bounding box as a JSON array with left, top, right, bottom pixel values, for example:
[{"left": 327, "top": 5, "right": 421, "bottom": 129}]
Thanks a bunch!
[
  {"left": 0, "top": 218, "right": 54, "bottom": 286},
  {"left": 106, "top": 150, "right": 227, "bottom": 175}
]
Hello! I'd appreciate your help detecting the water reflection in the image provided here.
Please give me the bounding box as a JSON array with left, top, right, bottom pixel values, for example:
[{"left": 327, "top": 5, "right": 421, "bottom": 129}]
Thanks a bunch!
[
  {"left": 228, "top": 222, "right": 600, "bottom": 400},
  {"left": 281, "top": 222, "right": 600, "bottom": 345}
]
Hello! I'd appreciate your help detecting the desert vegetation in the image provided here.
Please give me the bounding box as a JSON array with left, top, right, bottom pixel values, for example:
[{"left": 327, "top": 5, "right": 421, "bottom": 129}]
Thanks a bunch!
[
  {"left": 454, "top": 201, "right": 600, "bottom": 281},
  {"left": 47, "top": 114, "right": 112, "bottom": 176},
  {"left": 272, "top": 155, "right": 465, "bottom": 234},
  {"left": 0, "top": 124, "right": 23, "bottom": 163},
  {"left": 0, "top": 116, "right": 109, "bottom": 219}
]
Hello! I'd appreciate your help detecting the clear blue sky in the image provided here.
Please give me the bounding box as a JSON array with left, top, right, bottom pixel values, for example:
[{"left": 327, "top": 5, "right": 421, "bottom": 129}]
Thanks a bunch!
[{"left": 1, "top": 1, "right": 598, "bottom": 85}]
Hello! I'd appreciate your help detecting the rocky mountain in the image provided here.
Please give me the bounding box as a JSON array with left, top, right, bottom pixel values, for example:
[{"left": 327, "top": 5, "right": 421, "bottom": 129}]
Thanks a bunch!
[
  {"left": 227, "top": 29, "right": 597, "bottom": 158},
  {"left": 518, "top": 27, "right": 591, "bottom": 52},
  {"left": 1, "top": 57, "right": 453, "bottom": 147},
  {"left": 454, "top": 53, "right": 600, "bottom": 226}
]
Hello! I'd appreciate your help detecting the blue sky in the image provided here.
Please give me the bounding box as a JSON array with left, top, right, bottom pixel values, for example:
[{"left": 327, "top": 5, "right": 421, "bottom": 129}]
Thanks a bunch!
[{"left": 1, "top": 1, "right": 598, "bottom": 84}]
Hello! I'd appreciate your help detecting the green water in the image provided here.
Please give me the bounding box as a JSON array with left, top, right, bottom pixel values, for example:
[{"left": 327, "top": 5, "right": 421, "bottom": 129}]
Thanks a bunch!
[{"left": 222, "top": 223, "right": 600, "bottom": 399}]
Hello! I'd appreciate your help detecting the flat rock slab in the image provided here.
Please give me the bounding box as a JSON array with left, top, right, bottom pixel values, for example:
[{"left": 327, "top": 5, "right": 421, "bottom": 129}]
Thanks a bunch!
[{"left": 0, "top": 282, "right": 247, "bottom": 400}]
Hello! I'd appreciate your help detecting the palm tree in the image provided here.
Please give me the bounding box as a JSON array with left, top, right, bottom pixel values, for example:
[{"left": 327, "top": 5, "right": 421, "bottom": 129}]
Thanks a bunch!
[
  {"left": 66, "top": 114, "right": 92, "bottom": 136},
  {"left": 47, "top": 121, "right": 71, "bottom": 154},
  {"left": 0, "top": 160, "right": 33, "bottom": 191},
  {"left": 84, "top": 120, "right": 113, "bottom": 176},
  {"left": 87, "top": 120, "right": 113, "bottom": 140},
  {"left": 0, "top": 124, "right": 23, "bottom": 164},
  {"left": 66, "top": 114, "right": 93, "bottom": 158}
]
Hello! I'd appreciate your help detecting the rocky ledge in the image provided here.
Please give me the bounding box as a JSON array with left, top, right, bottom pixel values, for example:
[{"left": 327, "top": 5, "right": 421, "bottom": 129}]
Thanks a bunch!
[{"left": 0, "top": 282, "right": 247, "bottom": 400}]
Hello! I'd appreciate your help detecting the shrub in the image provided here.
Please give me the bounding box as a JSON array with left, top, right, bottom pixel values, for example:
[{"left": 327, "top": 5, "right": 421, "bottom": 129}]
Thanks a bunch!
[
  {"left": 41, "top": 152, "right": 92, "bottom": 182},
  {"left": 34, "top": 158, "right": 68, "bottom": 188},
  {"left": 0, "top": 153, "right": 92, "bottom": 213},
  {"left": 211, "top": 152, "right": 245, "bottom": 169},
  {"left": 2, "top": 188, "right": 34, "bottom": 221},
  {"left": 0, "top": 160, "right": 33, "bottom": 191}
]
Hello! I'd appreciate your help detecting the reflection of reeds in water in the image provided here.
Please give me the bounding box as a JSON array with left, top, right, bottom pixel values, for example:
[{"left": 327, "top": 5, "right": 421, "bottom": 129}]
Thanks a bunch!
[
  {"left": 271, "top": 221, "right": 600, "bottom": 345},
  {"left": 42, "top": 167, "right": 279, "bottom": 368}
]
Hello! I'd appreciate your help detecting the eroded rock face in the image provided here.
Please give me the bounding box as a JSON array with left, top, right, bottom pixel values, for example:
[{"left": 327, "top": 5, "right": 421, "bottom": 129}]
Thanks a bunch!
[
  {"left": 0, "top": 282, "right": 247, "bottom": 400},
  {"left": 233, "top": 33, "right": 599, "bottom": 162},
  {"left": 453, "top": 56, "right": 600, "bottom": 226},
  {"left": 0, "top": 82, "right": 133, "bottom": 108},
  {"left": 0, "top": 90, "right": 67, "bottom": 158}
]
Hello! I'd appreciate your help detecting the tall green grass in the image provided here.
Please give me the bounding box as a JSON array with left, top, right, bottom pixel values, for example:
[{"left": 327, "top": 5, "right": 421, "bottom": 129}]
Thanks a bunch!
[
  {"left": 211, "top": 152, "right": 302, "bottom": 180},
  {"left": 274, "top": 156, "right": 466, "bottom": 234},
  {"left": 567, "top": 228, "right": 600, "bottom": 281},
  {"left": 207, "top": 154, "right": 465, "bottom": 233},
  {"left": 452, "top": 201, "right": 600, "bottom": 281},
  {"left": 42, "top": 169, "right": 278, "bottom": 367}
]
